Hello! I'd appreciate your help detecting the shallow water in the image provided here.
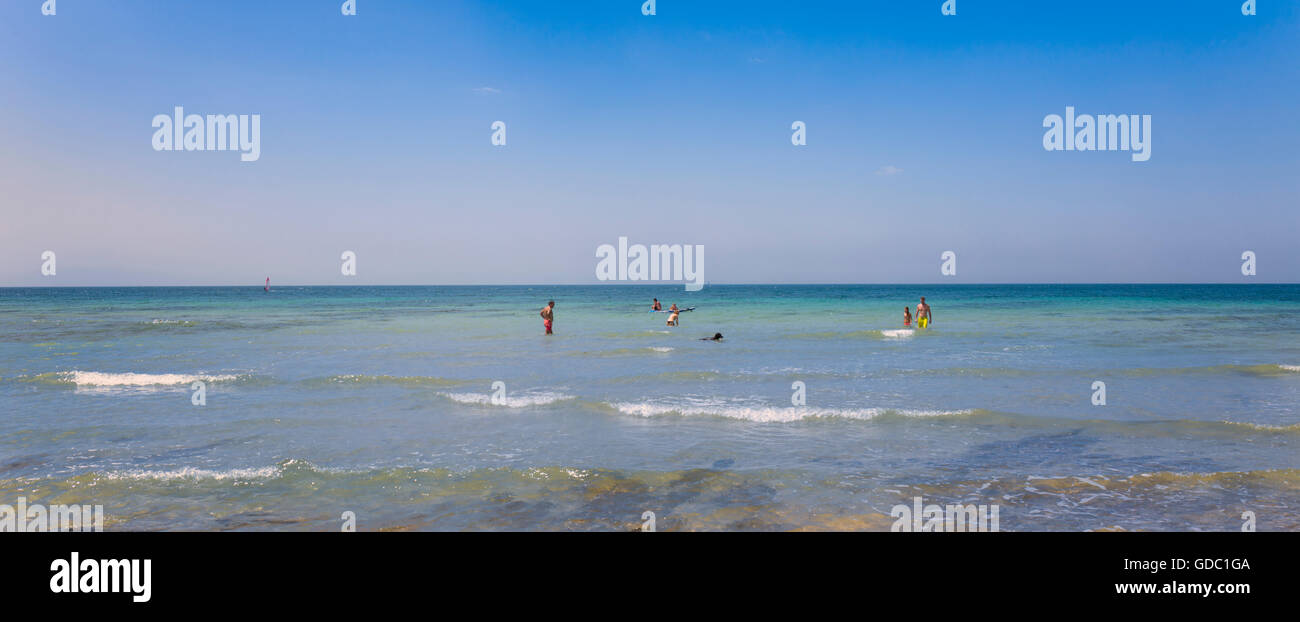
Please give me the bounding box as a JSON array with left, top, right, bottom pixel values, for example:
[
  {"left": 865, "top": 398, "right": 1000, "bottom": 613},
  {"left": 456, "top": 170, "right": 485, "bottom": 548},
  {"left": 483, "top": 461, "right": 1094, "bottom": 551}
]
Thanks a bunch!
[{"left": 2, "top": 284, "right": 1297, "bottom": 530}]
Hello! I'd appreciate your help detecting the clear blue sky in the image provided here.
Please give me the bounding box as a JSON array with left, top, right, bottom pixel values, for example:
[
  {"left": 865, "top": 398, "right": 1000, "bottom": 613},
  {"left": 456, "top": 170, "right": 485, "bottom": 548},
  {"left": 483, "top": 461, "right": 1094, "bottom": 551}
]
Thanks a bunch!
[{"left": 2, "top": 0, "right": 1296, "bottom": 285}]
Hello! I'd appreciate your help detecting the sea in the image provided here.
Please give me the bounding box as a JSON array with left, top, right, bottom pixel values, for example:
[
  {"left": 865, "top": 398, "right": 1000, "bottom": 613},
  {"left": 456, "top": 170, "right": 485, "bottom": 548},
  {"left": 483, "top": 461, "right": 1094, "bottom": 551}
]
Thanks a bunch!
[{"left": 1, "top": 284, "right": 1297, "bottom": 531}]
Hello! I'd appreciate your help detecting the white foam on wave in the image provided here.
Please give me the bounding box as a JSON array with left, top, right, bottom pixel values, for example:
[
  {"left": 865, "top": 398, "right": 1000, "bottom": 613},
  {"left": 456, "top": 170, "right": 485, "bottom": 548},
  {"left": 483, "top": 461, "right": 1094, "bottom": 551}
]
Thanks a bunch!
[
  {"left": 440, "top": 391, "right": 574, "bottom": 408},
  {"left": 880, "top": 329, "right": 915, "bottom": 339},
  {"left": 60, "top": 371, "right": 241, "bottom": 386},
  {"left": 1279, "top": 365, "right": 1300, "bottom": 372},
  {"left": 95, "top": 459, "right": 320, "bottom": 482},
  {"left": 99, "top": 466, "right": 282, "bottom": 481},
  {"left": 648, "top": 347, "right": 674, "bottom": 353},
  {"left": 612, "top": 401, "right": 973, "bottom": 423},
  {"left": 523, "top": 467, "right": 593, "bottom": 481}
]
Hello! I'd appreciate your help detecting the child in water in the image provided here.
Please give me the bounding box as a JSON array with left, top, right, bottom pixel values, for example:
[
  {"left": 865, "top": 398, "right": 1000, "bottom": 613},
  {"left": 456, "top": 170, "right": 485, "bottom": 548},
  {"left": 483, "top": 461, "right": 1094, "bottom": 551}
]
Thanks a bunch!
[{"left": 903, "top": 307, "right": 912, "bottom": 327}]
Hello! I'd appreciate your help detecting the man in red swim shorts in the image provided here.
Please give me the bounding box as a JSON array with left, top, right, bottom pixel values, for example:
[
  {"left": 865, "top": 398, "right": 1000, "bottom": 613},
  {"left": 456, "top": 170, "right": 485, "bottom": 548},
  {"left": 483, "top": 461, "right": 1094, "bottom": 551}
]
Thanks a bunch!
[{"left": 540, "top": 300, "right": 555, "bottom": 335}]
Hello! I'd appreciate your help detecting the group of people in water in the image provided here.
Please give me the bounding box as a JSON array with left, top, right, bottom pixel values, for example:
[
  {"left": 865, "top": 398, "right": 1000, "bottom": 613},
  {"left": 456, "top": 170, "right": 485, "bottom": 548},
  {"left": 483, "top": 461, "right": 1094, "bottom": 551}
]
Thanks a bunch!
[
  {"left": 539, "top": 295, "right": 933, "bottom": 337},
  {"left": 539, "top": 298, "right": 719, "bottom": 340},
  {"left": 650, "top": 298, "right": 682, "bottom": 326},
  {"left": 902, "top": 296, "right": 934, "bottom": 328}
]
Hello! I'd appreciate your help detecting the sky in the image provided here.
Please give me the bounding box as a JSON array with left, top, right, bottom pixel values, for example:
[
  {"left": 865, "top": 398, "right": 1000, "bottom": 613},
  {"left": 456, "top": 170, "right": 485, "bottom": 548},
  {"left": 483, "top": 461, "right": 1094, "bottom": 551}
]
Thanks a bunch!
[{"left": 1, "top": 0, "right": 1297, "bottom": 285}]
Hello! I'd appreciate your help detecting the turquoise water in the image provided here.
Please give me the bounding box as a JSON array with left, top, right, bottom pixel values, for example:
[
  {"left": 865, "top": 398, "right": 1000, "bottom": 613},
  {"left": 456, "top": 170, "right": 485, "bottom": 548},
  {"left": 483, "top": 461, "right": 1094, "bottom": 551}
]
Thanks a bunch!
[{"left": 2, "top": 284, "right": 1298, "bottom": 531}]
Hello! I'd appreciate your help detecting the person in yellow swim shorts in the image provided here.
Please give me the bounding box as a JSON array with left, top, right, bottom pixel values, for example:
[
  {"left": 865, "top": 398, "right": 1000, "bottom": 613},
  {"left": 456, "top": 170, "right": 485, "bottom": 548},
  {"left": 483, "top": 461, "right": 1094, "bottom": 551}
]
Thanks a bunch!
[{"left": 916, "top": 296, "right": 933, "bottom": 328}]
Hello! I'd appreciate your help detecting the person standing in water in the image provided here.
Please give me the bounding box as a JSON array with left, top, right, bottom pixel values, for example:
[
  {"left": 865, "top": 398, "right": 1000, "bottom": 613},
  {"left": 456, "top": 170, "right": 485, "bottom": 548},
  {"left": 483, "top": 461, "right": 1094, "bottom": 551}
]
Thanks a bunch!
[
  {"left": 666, "top": 308, "right": 680, "bottom": 327},
  {"left": 652, "top": 298, "right": 662, "bottom": 311},
  {"left": 916, "top": 297, "right": 933, "bottom": 328},
  {"left": 903, "top": 306, "right": 912, "bottom": 327},
  {"left": 540, "top": 300, "right": 555, "bottom": 335}
]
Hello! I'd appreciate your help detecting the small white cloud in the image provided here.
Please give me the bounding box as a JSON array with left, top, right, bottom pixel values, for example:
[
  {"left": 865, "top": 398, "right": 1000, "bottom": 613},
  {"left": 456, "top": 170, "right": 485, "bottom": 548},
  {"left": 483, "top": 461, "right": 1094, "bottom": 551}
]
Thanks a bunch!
[
  {"left": 875, "top": 165, "right": 903, "bottom": 176},
  {"left": 472, "top": 87, "right": 502, "bottom": 95},
  {"left": 748, "top": 57, "right": 765, "bottom": 64}
]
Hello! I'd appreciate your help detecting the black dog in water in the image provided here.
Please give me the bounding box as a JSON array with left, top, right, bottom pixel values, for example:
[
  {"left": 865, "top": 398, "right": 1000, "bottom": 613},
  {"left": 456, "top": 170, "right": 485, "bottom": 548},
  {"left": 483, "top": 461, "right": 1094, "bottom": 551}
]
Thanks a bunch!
[{"left": 700, "top": 333, "right": 723, "bottom": 341}]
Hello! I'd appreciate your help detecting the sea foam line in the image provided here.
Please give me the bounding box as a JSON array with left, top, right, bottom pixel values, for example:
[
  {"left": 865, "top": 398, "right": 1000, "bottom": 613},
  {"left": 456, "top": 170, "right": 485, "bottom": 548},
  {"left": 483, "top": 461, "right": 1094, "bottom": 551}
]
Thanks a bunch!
[
  {"left": 52, "top": 371, "right": 242, "bottom": 386},
  {"left": 97, "top": 466, "right": 283, "bottom": 481},
  {"left": 439, "top": 391, "right": 574, "bottom": 408},
  {"left": 611, "top": 402, "right": 974, "bottom": 423}
]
